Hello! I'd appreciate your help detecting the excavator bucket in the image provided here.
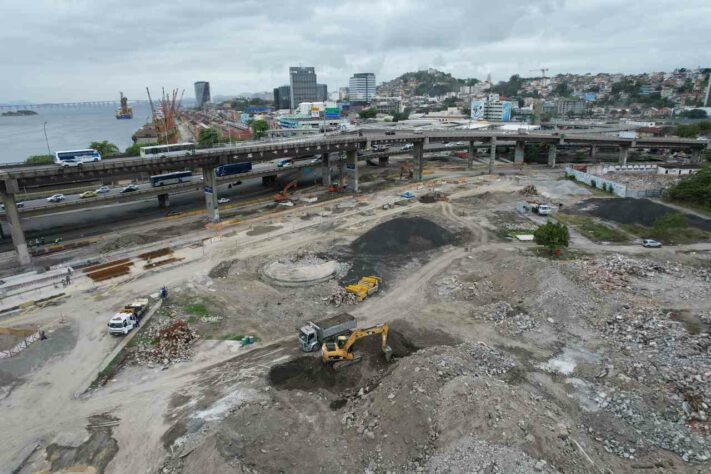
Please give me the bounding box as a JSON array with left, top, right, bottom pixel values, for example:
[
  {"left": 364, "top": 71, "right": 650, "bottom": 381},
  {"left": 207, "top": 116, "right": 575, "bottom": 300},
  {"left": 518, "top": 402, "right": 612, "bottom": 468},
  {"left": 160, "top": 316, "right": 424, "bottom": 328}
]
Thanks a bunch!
[{"left": 383, "top": 345, "right": 393, "bottom": 362}]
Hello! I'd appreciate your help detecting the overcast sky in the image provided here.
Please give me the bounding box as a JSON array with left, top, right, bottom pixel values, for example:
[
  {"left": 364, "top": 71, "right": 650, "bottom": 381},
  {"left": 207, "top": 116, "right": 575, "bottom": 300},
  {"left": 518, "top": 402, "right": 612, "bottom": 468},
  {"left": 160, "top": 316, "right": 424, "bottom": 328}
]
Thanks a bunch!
[{"left": 1, "top": 0, "right": 709, "bottom": 102}]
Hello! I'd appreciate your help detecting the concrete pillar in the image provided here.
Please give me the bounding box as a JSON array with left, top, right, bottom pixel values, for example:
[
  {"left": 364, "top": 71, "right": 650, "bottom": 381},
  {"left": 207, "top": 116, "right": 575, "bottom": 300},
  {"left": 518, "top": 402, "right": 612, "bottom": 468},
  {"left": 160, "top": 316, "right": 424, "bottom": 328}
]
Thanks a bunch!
[
  {"left": 514, "top": 141, "right": 525, "bottom": 164},
  {"left": 347, "top": 149, "right": 359, "bottom": 193},
  {"left": 589, "top": 145, "right": 598, "bottom": 163},
  {"left": 378, "top": 156, "right": 389, "bottom": 166},
  {"left": 158, "top": 193, "right": 170, "bottom": 208},
  {"left": 488, "top": 137, "right": 497, "bottom": 174},
  {"left": 321, "top": 153, "right": 331, "bottom": 187},
  {"left": 202, "top": 167, "right": 220, "bottom": 223},
  {"left": 414, "top": 141, "right": 424, "bottom": 181},
  {"left": 366, "top": 139, "right": 371, "bottom": 151},
  {"left": 547, "top": 145, "right": 557, "bottom": 168},
  {"left": 619, "top": 146, "right": 629, "bottom": 166},
  {"left": 337, "top": 153, "right": 346, "bottom": 189},
  {"left": 467, "top": 141, "right": 475, "bottom": 169},
  {"left": 1, "top": 189, "right": 30, "bottom": 265}
]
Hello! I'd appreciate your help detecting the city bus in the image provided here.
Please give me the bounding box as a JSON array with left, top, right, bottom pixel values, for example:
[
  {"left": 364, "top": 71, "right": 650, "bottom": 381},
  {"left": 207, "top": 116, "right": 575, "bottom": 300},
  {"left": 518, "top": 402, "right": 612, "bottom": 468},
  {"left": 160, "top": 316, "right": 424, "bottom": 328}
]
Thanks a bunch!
[
  {"left": 139, "top": 143, "right": 196, "bottom": 158},
  {"left": 54, "top": 149, "right": 101, "bottom": 167},
  {"left": 149, "top": 171, "right": 193, "bottom": 187}
]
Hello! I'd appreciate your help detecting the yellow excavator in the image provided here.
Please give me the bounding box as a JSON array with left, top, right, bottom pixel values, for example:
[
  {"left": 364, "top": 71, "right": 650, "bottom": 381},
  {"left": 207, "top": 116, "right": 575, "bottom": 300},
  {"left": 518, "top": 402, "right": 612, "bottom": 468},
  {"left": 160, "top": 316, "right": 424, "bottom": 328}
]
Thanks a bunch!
[
  {"left": 345, "top": 276, "right": 382, "bottom": 301},
  {"left": 321, "top": 323, "right": 393, "bottom": 369}
]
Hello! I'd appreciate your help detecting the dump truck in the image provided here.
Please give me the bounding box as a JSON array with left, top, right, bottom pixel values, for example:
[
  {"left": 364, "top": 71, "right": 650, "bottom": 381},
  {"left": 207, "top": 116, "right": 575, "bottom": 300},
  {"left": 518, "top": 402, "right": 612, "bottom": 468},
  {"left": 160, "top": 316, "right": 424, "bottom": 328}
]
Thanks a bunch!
[
  {"left": 298, "top": 313, "right": 357, "bottom": 352},
  {"left": 107, "top": 298, "right": 149, "bottom": 336},
  {"left": 345, "top": 276, "right": 382, "bottom": 301}
]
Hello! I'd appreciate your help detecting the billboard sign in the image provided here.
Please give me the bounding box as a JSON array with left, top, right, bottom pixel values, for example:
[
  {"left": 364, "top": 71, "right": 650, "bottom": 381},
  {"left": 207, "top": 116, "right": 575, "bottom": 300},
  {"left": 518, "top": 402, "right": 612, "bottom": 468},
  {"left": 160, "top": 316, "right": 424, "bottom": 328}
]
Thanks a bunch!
[
  {"left": 470, "top": 100, "right": 485, "bottom": 120},
  {"left": 501, "top": 102, "right": 512, "bottom": 122}
]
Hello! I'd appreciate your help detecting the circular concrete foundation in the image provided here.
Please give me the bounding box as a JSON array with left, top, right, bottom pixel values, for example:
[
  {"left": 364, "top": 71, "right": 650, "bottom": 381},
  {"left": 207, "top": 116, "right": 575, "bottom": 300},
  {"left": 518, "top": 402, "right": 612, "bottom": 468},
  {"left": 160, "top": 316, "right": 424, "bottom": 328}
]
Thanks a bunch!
[{"left": 261, "top": 259, "right": 339, "bottom": 287}]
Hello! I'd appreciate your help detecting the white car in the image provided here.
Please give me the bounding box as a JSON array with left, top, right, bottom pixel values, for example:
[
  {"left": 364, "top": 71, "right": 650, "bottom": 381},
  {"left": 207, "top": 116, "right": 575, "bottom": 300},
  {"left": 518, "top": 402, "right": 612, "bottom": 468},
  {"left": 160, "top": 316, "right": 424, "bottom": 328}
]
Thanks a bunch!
[
  {"left": 47, "top": 194, "right": 65, "bottom": 203},
  {"left": 96, "top": 186, "right": 110, "bottom": 193},
  {"left": 642, "top": 239, "right": 662, "bottom": 248},
  {"left": 217, "top": 197, "right": 230, "bottom": 204}
]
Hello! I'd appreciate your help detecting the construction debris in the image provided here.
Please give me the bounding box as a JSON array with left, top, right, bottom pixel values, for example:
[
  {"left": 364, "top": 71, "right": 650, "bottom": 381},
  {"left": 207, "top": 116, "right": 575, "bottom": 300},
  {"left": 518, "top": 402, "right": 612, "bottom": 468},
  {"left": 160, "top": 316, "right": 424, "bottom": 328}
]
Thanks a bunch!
[
  {"left": 519, "top": 184, "right": 539, "bottom": 195},
  {"left": 132, "top": 320, "right": 198, "bottom": 366}
]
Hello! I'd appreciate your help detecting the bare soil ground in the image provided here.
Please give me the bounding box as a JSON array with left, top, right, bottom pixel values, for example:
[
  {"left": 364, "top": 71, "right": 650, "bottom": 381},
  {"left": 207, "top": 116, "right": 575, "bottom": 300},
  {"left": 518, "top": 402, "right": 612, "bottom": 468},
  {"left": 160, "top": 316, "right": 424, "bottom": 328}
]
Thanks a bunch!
[{"left": 3, "top": 166, "right": 710, "bottom": 474}]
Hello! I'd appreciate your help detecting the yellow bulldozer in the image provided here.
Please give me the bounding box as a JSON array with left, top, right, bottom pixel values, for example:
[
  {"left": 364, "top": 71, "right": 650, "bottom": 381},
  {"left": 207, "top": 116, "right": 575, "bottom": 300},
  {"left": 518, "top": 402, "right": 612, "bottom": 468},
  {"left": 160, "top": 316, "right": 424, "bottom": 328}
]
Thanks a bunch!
[
  {"left": 345, "top": 276, "right": 382, "bottom": 301},
  {"left": 321, "top": 323, "right": 393, "bottom": 370}
]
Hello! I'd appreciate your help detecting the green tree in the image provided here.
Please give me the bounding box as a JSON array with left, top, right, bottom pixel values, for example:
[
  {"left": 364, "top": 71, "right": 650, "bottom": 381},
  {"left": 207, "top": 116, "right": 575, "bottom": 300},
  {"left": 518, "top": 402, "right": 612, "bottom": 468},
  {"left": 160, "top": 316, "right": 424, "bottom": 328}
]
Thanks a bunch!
[
  {"left": 391, "top": 110, "right": 410, "bottom": 122},
  {"left": 89, "top": 140, "right": 119, "bottom": 156},
  {"left": 198, "top": 127, "right": 222, "bottom": 148},
  {"left": 663, "top": 164, "right": 711, "bottom": 209},
  {"left": 533, "top": 221, "right": 570, "bottom": 253},
  {"left": 125, "top": 142, "right": 158, "bottom": 156},
  {"left": 679, "top": 109, "right": 709, "bottom": 119},
  {"left": 250, "top": 119, "right": 269, "bottom": 139},
  {"left": 25, "top": 154, "right": 53, "bottom": 165},
  {"left": 358, "top": 108, "right": 377, "bottom": 119},
  {"left": 676, "top": 124, "right": 700, "bottom": 138},
  {"left": 553, "top": 82, "right": 571, "bottom": 97}
]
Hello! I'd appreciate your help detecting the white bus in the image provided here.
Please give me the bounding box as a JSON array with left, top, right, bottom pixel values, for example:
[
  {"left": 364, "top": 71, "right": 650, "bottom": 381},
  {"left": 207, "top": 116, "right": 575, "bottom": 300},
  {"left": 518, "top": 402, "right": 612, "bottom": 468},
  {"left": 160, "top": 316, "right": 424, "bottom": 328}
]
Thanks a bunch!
[
  {"left": 140, "top": 143, "right": 196, "bottom": 158},
  {"left": 54, "top": 149, "right": 101, "bottom": 167},
  {"left": 150, "top": 171, "right": 193, "bottom": 187}
]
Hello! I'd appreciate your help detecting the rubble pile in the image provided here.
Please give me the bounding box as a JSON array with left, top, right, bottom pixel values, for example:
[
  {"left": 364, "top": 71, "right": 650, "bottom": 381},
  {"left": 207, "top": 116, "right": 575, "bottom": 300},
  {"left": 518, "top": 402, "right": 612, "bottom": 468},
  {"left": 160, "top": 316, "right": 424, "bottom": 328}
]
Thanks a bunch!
[
  {"left": 133, "top": 320, "right": 198, "bottom": 366},
  {"left": 573, "top": 254, "right": 674, "bottom": 291},
  {"left": 592, "top": 385, "right": 711, "bottom": 462},
  {"left": 337, "top": 342, "right": 518, "bottom": 471},
  {"left": 327, "top": 287, "right": 359, "bottom": 306},
  {"left": 434, "top": 276, "right": 493, "bottom": 300},
  {"left": 470, "top": 301, "right": 539, "bottom": 335},
  {"left": 519, "top": 184, "right": 538, "bottom": 196}
]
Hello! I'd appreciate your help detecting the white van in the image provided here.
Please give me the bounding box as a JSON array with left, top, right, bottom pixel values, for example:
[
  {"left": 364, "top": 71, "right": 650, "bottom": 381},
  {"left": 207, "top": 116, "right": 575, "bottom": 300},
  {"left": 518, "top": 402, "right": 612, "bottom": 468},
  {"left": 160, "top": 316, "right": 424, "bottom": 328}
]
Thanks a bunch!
[
  {"left": 537, "top": 204, "right": 551, "bottom": 216},
  {"left": 107, "top": 313, "right": 136, "bottom": 336}
]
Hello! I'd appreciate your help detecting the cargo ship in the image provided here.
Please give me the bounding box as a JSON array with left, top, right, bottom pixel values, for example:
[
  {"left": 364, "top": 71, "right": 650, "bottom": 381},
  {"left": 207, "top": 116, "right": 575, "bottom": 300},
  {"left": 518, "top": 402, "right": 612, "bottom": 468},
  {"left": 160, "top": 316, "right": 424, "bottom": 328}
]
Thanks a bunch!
[{"left": 115, "top": 92, "right": 133, "bottom": 119}]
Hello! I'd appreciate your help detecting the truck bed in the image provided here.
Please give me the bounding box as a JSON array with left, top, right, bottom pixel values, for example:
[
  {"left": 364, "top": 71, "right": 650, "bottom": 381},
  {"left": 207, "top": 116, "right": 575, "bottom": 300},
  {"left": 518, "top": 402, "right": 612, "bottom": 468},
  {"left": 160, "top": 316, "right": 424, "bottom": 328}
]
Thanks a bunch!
[{"left": 318, "top": 313, "right": 356, "bottom": 328}]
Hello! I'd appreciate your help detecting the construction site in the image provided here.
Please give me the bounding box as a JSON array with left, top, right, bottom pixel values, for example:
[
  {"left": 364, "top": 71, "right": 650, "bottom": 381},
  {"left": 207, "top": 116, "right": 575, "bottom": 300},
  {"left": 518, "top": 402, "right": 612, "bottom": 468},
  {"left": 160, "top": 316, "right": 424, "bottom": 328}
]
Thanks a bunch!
[{"left": 1, "top": 155, "right": 710, "bottom": 473}]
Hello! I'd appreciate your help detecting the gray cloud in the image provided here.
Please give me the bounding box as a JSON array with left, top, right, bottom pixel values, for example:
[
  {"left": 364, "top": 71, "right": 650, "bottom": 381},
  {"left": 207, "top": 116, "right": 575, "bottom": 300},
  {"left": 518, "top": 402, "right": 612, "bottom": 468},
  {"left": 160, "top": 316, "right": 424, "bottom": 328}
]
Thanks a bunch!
[{"left": 0, "top": 0, "right": 709, "bottom": 101}]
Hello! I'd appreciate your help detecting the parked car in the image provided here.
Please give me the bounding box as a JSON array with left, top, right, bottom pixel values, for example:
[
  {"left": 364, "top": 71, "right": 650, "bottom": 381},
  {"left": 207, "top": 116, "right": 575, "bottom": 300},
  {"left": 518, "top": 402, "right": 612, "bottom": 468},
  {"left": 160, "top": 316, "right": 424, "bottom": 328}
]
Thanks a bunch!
[
  {"left": 47, "top": 194, "right": 65, "bottom": 203},
  {"left": 121, "top": 184, "right": 139, "bottom": 193},
  {"left": 96, "top": 186, "right": 110, "bottom": 193},
  {"left": 642, "top": 239, "right": 662, "bottom": 248},
  {"left": 217, "top": 197, "right": 230, "bottom": 204},
  {"left": 276, "top": 159, "right": 293, "bottom": 168},
  {"left": 385, "top": 131, "right": 396, "bottom": 135},
  {"left": 402, "top": 143, "right": 414, "bottom": 151}
]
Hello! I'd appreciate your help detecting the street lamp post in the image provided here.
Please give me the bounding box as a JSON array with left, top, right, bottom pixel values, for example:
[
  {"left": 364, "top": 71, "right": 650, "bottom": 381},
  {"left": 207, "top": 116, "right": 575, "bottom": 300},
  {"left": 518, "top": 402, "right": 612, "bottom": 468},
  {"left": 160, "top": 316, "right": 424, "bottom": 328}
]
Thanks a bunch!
[{"left": 43, "top": 121, "right": 52, "bottom": 157}]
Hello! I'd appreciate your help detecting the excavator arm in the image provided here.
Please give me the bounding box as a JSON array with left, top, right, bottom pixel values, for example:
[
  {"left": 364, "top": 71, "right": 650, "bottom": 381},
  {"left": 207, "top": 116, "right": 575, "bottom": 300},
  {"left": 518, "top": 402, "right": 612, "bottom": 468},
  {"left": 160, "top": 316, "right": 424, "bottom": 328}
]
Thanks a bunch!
[{"left": 322, "top": 323, "right": 393, "bottom": 367}]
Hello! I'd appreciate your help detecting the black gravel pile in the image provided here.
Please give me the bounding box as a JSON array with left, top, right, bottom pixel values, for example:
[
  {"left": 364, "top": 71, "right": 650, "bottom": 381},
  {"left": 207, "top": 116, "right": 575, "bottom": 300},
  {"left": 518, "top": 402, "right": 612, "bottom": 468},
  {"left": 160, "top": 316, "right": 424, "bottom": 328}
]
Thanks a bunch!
[{"left": 573, "top": 198, "right": 711, "bottom": 231}]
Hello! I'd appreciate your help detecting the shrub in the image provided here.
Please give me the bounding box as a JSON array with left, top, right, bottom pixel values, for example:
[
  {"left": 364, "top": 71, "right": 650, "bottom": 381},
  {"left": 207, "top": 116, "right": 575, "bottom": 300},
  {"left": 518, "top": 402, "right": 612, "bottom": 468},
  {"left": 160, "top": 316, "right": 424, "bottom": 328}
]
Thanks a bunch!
[{"left": 534, "top": 222, "right": 570, "bottom": 253}]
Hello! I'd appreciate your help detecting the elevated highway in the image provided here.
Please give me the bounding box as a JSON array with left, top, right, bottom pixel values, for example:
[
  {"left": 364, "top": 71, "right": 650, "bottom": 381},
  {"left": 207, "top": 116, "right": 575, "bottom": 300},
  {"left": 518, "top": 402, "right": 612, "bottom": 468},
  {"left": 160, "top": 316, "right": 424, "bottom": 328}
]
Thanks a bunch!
[{"left": 0, "top": 130, "right": 705, "bottom": 265}]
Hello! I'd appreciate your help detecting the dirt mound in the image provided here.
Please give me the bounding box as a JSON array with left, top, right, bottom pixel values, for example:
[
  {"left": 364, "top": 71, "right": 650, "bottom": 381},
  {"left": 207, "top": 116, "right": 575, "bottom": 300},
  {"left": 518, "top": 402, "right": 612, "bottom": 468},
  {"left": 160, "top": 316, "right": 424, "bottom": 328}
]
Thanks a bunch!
[
  {"left": 100, "top": 233, "right": 153, "bottom": 253},
  {"left": 351, "top": 217, "right": 456, "bottom": 256},
  {"left": 573, "top": 198, "right": 711, "bottom": 231},
  {"left": 208, "top": 260, "right": 236, "bottom": 279}
]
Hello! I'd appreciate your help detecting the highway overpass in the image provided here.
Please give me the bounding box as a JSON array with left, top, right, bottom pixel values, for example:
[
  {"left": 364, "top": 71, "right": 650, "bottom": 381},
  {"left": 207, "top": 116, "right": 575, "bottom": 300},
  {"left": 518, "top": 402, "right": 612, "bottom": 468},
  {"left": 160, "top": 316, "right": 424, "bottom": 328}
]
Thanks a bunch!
[{"left": 0, "top": 130, "right": 705, "bottom": 265}]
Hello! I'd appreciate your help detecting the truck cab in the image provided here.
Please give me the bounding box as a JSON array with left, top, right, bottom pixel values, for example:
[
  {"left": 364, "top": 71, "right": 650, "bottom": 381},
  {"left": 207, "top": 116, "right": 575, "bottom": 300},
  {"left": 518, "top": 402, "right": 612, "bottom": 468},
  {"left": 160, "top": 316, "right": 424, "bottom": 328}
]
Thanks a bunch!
[
  {"left": 537, "top": 204, "right": 551, "bottom": 216},
  {"left": 298, "top": 324, "right": 319, "bottom": 352},
  {"left": 108, "top": 313, "right": 136, "bottom": 336}
]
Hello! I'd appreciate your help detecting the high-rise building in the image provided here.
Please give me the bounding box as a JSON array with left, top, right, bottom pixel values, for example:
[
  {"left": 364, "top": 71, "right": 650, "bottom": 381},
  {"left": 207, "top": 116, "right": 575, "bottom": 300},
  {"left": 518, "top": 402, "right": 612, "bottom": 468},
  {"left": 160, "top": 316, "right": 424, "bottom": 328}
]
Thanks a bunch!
[
  {"left": 317, "top": 84, "right": 328, "bottom": 102},
  {"left": 289, "top": 67, "right": 318, "bottom": 110},
  {"left": 194, "top": 81, "right": 211, "bottom": 108},
  {"left": 349, "top": 73, "right": 376, "bottom": 104},
  {"left": 273, "top": 85, "right": 291, "bottom": 110}
]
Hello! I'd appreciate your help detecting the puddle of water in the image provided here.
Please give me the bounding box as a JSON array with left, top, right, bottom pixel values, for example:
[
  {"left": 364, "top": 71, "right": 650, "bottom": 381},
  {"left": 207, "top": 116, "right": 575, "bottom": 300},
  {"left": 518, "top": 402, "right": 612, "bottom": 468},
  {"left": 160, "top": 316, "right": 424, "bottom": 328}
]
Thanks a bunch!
[{"left": 538, "top": 345, "right": 600, "bottom": 376}]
